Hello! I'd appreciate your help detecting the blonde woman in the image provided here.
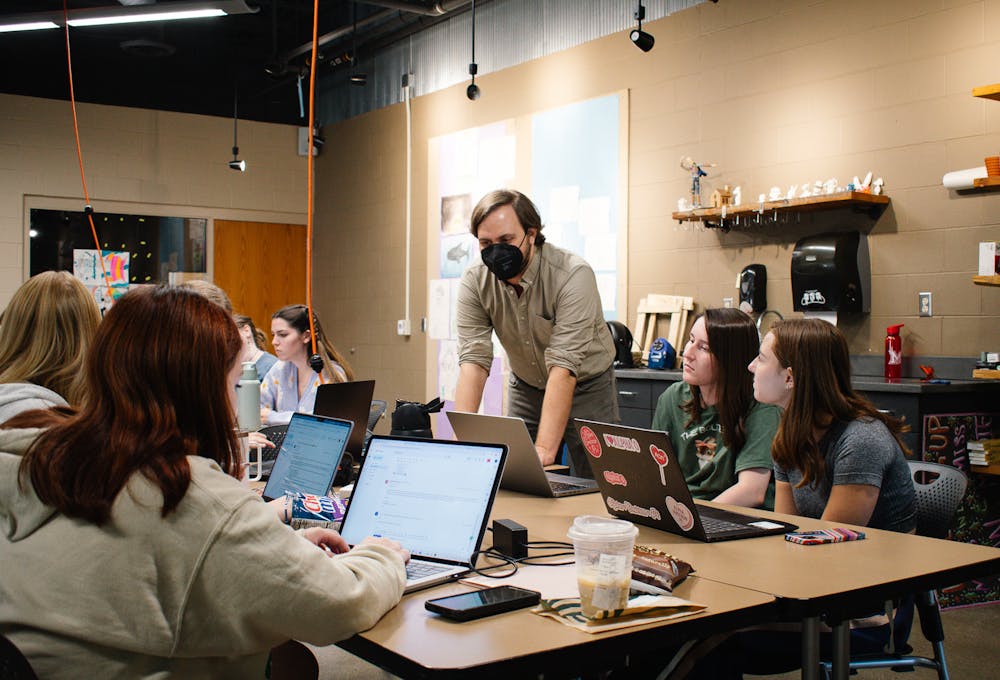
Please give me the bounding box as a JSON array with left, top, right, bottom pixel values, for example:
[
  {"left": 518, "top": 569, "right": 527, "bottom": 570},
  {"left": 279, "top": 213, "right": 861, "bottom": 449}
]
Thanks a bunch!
[{"left": 0, "top": 271, "right": 101, "bottom": 422}]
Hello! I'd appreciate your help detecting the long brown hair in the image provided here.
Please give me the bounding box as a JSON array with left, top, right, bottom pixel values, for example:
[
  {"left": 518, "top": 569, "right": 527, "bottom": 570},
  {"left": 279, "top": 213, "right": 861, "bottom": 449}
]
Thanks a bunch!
[
  {"left": 769, "top": 318, "right": 909, "bottom": 487},
  {"left": 273, "top": 305, "right": 355, "bottom": 382},
  {"left": 0, "top": 271, "right": 101, "bottom": 405},
  {"left": 14, "top": 285, "right": 243, "bottom": 525},
  {"left": 683, "top": 308, "right": 759, "bottom": 452}
]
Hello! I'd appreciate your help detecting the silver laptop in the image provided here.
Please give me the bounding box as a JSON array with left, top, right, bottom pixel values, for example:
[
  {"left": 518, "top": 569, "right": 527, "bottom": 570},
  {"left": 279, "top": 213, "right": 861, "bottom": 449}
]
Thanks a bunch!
[
  {"left": 338, "top": 435, "right": 508, "bottom": 592},
  {"left": 260, "top": 413, "right": 353, "bottom": 502},
  {"left": 446, "top": 411, "right": 598, "bottom": 498}
]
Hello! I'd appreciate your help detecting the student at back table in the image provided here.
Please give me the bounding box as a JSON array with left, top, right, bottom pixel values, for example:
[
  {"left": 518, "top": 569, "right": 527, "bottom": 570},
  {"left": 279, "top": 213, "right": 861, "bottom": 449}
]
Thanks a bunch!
[{"left": 651, "top": 308, "right": 779, "bottom": 509}]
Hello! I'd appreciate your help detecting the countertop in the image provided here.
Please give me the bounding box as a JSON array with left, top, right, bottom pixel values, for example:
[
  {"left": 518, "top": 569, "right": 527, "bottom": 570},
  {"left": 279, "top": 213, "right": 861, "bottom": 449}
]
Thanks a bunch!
[{"left": 615, "top": 368, "right": 1000, "bottom": 394}]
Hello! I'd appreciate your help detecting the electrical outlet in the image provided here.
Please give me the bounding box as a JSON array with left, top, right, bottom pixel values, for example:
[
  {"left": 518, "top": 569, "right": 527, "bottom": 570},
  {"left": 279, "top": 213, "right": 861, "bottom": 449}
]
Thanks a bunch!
[
  {"left": 722, "top": 297, "right": 734, "bottom": 308},
  {"left": 918, "top": 292, "right": 932, "bottom": 317},
  {"left": 397, "top": 319, "right": 412, "bottom": 336}
]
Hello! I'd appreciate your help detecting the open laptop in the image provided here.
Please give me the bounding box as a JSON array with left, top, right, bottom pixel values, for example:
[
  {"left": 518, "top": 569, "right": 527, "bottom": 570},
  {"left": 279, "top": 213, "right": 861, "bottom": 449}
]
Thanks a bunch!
[
  {"left": 574, "top": 419, "right": 797, "bottom": 542},
  {"left": 312, "top": 379, "right": 376, "bottom": 459},
  {"left": 260, "top": 413, "right": 354, "bottom": 502},
  {"left": 446, "top": 411, "right": 598, "bottom": 497},
  {"left": 338, "top": 435, "right": 508, "bottom": 592}
]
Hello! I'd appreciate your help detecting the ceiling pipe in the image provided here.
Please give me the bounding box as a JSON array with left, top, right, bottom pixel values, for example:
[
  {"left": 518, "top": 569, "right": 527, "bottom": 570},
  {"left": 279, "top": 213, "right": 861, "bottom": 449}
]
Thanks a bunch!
[
  {"left": 281, "top": 0, "right": 470, "bottom": 63},
  {"left": 346, "top": 0, "right": 469, "bottom": 17}
]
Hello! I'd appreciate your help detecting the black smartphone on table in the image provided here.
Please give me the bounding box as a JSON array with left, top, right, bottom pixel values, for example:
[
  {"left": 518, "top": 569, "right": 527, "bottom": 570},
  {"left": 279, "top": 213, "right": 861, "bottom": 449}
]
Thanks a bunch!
[{"left": 424, "top": 585, "right": 541, "bottom": 621}]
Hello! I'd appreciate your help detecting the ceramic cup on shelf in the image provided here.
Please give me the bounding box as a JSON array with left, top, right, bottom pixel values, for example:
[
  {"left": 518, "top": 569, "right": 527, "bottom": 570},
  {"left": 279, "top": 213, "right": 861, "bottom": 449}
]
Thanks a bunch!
[{"left": 986, "top": 156, "right": 1000, "bottom": 177}]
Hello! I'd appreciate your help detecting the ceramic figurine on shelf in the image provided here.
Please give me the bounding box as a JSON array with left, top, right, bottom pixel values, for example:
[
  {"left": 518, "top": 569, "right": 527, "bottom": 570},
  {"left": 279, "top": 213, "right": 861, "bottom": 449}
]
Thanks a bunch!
[
  {"left": 768, "top": 186, "right": 783, "bottom": 201},
  {"left": 823, "top": 178, "right": 838, "bottom": 195},
  {"left": 812, "top": 180, "right": 824, "bottom": 196},
  {"left": 872, "top": 177, "right": 884, "bottom": 195},
  {"left": 758, "top": 193, "right": 767, "bottom": 204},
  {"left": 732, "top": 186, "right": 742, "bottom": 206},
  {"left": 799, "top": 183, "right": 811, "bottom": 198},
  {"left": 787, "top": 185, "right": 798, "bottom": 199},
  {"left": 678, "top": 198, "right": 690, "bottom": 211}
]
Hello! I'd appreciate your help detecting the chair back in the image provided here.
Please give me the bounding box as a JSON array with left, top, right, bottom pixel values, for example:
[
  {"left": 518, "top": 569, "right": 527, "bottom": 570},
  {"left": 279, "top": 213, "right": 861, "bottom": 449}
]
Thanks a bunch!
[
  {"left": 907, "top": 460, "right": 968, "bottom": 539},
  {"left": 367, "top": 400, "right": 387, "bottom": 431},
  {"left": 0, "top": 633, "right": 37, "bottom": 680}
]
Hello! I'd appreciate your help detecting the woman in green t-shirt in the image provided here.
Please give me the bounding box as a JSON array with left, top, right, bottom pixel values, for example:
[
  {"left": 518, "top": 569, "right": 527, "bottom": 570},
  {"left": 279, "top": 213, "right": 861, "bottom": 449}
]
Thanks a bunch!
[{"left": 650, "top": 308, "right": 779, "bottom": 509}]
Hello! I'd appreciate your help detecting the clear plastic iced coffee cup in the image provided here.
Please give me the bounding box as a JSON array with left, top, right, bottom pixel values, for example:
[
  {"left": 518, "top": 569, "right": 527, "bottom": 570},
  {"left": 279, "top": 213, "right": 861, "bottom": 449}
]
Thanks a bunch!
[{"left": 567, "top": 515, "right": 638, "bottom": 616}]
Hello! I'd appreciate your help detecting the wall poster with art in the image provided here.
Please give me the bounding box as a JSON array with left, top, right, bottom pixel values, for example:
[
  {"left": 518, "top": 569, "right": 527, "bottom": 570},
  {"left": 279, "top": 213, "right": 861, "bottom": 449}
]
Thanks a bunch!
[
  {"left": 921, "top": 412, "right": 1000, "bottom": 607},
  {"left": 426, "top": 93, "right": 627, "bottom": 438}
]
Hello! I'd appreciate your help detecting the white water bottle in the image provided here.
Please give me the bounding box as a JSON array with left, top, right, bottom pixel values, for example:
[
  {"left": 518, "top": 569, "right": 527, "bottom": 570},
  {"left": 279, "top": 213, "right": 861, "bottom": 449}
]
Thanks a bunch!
[{"left": 236, "top": 362, "right": 261, "bottom": 431}]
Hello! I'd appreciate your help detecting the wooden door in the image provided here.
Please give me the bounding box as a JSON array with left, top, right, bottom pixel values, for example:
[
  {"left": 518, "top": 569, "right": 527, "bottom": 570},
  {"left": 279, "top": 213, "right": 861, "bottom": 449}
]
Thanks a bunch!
[{"left": 214, "top": 220, "right": 307, "bottom": 344}]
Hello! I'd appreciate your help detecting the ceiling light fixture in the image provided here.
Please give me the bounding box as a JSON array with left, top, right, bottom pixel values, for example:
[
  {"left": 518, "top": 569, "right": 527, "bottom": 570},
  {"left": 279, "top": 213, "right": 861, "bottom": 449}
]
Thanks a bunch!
[
  {"left": 229, "top": 86, "right": 246, "bottom": 172},
  {"left": 349, "top": 5, "right": 367, "bottom": 87},
  {"left": 629, "top": 1, "right": 654, "bottom": 52},
  {"left": 0, "top": 0, "right": 256, "bottom": 33},
  {"left": 466, "top": 0, "right": 480, "bottom": 101}
]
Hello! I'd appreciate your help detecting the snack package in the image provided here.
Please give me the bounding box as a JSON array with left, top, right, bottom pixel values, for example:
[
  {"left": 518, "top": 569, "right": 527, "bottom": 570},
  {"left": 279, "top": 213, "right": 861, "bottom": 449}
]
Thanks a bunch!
[
  {"left": 630, "top": 545, "right": 693, "bottom": 594},
  {"left": 283, "top": 493, "right": 346, "bottom": 531}
]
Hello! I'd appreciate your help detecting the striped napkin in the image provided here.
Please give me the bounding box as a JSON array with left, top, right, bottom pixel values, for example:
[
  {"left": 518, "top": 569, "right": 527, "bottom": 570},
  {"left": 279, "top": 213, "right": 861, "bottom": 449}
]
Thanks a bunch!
[{"left": 533, "top": 594, "right": 707, "bottom": 634}]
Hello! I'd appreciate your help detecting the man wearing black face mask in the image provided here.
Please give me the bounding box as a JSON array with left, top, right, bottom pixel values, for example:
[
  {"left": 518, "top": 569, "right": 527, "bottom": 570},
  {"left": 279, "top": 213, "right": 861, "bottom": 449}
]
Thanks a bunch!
[{"left": 454, "top": 189, "right": 618, "bottom": 478}]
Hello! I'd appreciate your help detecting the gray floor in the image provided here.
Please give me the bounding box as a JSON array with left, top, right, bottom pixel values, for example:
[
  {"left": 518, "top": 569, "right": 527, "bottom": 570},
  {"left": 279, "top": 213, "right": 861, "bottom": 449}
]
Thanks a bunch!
[{"left": 312, "top": 602, "right": 1000, "bottom": 679}]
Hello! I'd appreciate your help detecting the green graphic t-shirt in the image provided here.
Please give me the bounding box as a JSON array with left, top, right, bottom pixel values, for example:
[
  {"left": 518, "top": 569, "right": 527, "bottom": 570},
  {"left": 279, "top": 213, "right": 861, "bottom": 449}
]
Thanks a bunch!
[{"left": 651, "top": 381, "right": 779, "bottom": 509}]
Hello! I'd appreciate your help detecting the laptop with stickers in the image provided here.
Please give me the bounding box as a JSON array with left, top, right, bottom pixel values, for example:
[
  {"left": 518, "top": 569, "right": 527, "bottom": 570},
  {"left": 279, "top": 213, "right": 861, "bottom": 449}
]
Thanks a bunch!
[
  {"left": 574, "top": 419, "right": 797, "bottom": 542},
  {"left": 446, "top": 411, "right": 598, "bottom": 497},
  {"left": 338, "top": 435, "right": 508, "bottom": 592}
]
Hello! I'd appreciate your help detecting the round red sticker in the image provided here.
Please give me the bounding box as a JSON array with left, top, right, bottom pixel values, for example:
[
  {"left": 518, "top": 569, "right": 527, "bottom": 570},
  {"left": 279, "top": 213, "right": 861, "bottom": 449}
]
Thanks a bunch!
[{"left": 580, "top": 426, "right": 602, "bottom": 458}]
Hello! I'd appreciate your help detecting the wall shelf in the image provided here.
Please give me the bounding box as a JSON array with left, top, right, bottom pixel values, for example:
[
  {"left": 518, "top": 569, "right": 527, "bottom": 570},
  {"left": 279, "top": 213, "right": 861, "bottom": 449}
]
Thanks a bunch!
[
  {"left": 671, "top": 191, "right": 889, "bottom": 230},
  {"left": 973, "top": 275, "right": 1000, "bottom": 287},
  {"left": 971, "top": 462, "right": 1000, "bottom": 476},
  {"left": 972, "top": 83, "right": 1000, "bottom": 101}
]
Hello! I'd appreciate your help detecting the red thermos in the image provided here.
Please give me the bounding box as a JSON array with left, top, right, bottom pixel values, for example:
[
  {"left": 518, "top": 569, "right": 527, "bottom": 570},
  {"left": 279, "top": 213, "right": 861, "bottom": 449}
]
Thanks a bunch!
[{"left": 884, "top": 324, "right": 904, "bottom": 380}]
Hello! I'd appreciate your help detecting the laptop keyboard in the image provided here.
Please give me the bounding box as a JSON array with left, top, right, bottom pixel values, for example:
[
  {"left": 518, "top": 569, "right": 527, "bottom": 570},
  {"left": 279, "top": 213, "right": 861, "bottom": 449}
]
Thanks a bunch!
[
  {"left": 406, "top": 561, "right": 452, "bottom": 580},
  {"left": 700, "top": 515, "right": 749, "bottom": 535},
  {"left": 550, "top": 480, "right": 587, "bottom": 493},
  {"left": 257, "top": 425, "right": 288, "bottom": 462}
]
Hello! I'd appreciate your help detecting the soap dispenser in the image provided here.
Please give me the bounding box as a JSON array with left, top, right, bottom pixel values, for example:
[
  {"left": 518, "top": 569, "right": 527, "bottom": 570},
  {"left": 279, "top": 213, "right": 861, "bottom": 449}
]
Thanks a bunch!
[{"left": 884, "top": 324, "right": 904, "bottom": 381}]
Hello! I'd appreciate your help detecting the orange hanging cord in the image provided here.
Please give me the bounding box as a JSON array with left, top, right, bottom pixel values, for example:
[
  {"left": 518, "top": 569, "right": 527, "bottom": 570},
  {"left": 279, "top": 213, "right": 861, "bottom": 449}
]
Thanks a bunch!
[
  {"left": 305, "top": 0, "right": 325, "bottom": 384},
  {"left": 63, "top": 1, "right": 114, "bottom": 301}
]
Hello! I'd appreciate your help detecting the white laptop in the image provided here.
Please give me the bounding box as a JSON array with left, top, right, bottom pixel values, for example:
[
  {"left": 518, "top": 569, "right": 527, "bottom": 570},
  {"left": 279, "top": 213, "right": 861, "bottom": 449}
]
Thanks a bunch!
[
  {"left": 338, "top": 435, "right": 508, "bottom": 593},
  {"left": 446, "top": 411, "right": 599, "bottom": 497}
]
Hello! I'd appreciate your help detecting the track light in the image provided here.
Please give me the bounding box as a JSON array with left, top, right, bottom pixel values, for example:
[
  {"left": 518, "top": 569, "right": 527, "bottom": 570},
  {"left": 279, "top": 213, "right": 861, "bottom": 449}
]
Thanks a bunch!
[
  {"left": 229, "top": 88, "right": 246, "bottom": 172},
  {"left": 629, "top": 2, "right": 654, "bottom": 52},
  {"left": 630, "top": 29, "right": 654, "bottom": 52},
  {"left": 466, "top": 0, "right": 480, "bottom": 101}
]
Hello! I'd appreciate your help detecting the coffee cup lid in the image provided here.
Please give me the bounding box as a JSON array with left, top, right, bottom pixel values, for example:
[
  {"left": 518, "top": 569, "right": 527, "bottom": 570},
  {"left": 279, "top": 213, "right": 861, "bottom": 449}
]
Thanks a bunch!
[{"left": 567, "top": 514, "right": 638, "bottom": 542}]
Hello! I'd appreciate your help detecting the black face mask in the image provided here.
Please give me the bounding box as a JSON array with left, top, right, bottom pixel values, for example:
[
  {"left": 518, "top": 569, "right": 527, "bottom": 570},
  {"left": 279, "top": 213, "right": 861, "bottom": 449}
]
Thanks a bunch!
[{"left": 481, "top": 232, "right": 529, "bottom": 281}]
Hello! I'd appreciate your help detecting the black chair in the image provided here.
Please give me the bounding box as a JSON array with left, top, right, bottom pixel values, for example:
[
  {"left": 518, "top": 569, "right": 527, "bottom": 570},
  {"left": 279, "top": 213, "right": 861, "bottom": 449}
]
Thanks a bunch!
[
  {"left": 0, "top": 633, "right": 37, "bottom": 680},
  {"left": 822, "top": 460, "right": 968, "bottom": 680}
]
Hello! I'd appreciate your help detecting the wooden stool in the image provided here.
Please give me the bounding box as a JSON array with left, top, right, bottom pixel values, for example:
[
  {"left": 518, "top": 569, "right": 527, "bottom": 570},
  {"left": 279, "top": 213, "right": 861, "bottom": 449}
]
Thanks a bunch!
[{"left": 632, "top": 295, "right": 693, "bottom": 367}]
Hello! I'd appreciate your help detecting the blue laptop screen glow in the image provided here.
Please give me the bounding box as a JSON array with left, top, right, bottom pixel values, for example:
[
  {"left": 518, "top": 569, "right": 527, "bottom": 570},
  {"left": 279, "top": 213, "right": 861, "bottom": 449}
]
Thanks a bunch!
[
  {"left": 340, "top": 438, "right": 504, "bottom": 563},
  {"left": 262, "top": 414, "right": 352, "bottom": 500}
]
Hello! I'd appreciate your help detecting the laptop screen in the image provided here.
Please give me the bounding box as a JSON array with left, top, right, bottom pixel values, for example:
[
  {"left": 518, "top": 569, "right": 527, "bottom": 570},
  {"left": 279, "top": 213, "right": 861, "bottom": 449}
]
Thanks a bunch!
[
  {"left": 340, "top": 437, "right": 506, "bottom": 564},
  {"left": 262, "top": 413, "right": 353, "bottom": 500}
]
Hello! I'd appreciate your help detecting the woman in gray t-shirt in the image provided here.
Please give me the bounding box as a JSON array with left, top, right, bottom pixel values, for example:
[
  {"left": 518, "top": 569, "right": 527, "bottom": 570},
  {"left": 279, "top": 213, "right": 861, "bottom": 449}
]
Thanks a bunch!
[{"left": 749, "top": 318, "right": 915, "bottom": 533}]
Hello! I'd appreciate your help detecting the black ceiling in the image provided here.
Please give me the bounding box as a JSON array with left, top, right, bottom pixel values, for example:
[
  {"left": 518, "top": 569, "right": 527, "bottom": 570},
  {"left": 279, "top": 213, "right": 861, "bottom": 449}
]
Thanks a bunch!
[{"left": 0, "top": 1, "right": 464, "bottom": 125}]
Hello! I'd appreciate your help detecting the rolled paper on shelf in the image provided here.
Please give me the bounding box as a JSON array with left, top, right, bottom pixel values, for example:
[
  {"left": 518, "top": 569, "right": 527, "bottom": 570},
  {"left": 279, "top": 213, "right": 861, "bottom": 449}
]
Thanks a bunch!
[{"left": 942, "top": 166, "right": 988, "bottom": 189}]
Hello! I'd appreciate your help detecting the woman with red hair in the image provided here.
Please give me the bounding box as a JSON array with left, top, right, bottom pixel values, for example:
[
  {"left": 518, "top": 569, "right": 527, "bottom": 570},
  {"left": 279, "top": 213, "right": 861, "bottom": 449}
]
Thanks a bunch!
[{"left": 0, "top": 285, "right": 407, "bottom": 678}]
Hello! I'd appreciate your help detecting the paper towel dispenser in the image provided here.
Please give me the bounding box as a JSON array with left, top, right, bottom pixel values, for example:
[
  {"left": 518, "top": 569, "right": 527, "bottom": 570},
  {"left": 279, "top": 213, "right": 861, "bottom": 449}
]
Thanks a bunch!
[{"left": 791, "top": 231, "right": 870, "bottom": 313}]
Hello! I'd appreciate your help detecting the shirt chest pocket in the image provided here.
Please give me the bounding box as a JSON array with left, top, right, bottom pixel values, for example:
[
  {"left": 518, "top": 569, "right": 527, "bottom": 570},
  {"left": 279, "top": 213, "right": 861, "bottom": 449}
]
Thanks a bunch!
[{"left": 532, "top": 313, "right": 555, "bottom": 346}]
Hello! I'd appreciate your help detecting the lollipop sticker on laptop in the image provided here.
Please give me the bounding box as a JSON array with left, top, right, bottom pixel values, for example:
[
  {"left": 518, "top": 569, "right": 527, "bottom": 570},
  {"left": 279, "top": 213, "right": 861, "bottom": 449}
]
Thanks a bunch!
[{"left": 649, "top": 444, "right": 669, "bottom": 485}]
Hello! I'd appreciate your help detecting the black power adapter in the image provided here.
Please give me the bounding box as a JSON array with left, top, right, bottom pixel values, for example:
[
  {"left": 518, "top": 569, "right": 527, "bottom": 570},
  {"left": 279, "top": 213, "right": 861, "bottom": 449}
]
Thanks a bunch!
[{"left": 492, "top": 519, "right": 528, "bottom": 559}]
